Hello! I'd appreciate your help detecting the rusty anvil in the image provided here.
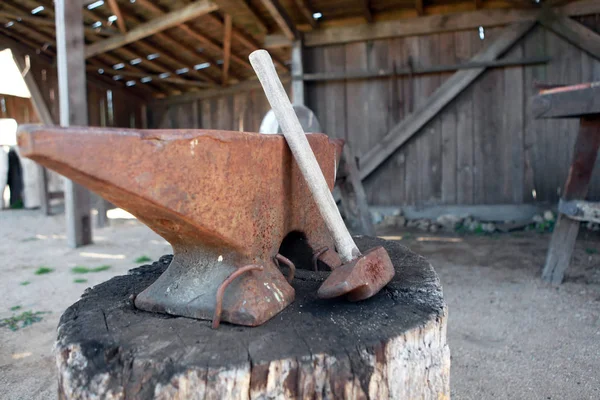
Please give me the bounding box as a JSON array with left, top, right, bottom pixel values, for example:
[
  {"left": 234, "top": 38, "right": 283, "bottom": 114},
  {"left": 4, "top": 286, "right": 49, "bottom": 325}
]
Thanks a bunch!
[{"left": 18, "top": 125, "right": 343, "bottom": 326}]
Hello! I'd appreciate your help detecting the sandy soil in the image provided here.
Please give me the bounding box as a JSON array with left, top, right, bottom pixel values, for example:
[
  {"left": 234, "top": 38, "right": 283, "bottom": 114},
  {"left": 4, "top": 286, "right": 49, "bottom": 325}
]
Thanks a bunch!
[{"left": 1, "top": 209, "right": 599, "bottom": 399}]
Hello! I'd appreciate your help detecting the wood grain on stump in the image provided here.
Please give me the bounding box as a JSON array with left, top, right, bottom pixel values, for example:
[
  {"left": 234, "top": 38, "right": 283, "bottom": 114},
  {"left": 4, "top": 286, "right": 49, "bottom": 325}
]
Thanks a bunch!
[{"left": 56, "top": 237, "right": 450, "bottom": 399}]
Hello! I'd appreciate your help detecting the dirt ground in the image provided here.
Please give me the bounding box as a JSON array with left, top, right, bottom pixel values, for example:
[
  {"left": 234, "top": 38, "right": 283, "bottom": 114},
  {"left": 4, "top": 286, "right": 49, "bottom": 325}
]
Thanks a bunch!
[{"left": 1, "top": 209, "right": 599, "bottom": 399}]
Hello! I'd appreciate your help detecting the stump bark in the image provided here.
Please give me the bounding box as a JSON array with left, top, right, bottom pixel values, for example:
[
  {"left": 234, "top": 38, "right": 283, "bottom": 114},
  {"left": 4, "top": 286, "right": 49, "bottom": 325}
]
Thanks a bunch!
[{"left": 56, "top": 237, "right": 450, "bottom": 399}]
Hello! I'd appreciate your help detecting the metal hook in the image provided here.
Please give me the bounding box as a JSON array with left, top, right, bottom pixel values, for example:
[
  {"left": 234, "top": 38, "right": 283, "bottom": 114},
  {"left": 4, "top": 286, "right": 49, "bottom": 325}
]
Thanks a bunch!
[
  {"left": 212, "top": 265, "right": 264, "bottom": 329},
  {"left": 312, "top": 246, "right": 329, "bottom": 271},
  {"left": 273, "top": 253, "right": 295, "bottom": 283}
]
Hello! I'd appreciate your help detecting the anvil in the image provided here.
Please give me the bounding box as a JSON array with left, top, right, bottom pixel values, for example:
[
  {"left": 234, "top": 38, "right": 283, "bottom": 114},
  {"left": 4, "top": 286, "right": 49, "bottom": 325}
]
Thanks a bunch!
[{"left": 18, "top": 126, "right": 342, "bottom": 326}]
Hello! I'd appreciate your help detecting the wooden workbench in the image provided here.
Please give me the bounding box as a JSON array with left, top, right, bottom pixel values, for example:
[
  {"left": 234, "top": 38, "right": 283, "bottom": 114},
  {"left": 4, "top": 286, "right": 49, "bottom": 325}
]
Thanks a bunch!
[{"left": 532, "top": 82, "right": 600, "bottom": 284}]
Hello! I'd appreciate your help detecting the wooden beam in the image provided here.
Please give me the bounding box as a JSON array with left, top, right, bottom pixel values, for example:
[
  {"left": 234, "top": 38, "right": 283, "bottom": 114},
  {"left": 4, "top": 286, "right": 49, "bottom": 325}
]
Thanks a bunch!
[
  {"left": 532, "top": 82, "right": 600, "bottom": 118},
  {"left": 299, "top": 56, "right": 550, "bottom": 81},
  {"left": 416, "top": 0, "right": 424, "bottom": 16},
  {"left": 122, "top": 0, "right": 232, "bottom": 83},
  {"left": 291, "top": 0, "right": 600, "bottom": 47},
  {"left": 106, "top": 0, "right": 127, "bottom": 33},
  {"left": 362, "top": 0, "right": 374, "bottom": 22},
  {"left": 203, "top": 14, "right": 288, "bottom": 70},
  {"left": 0, "top": 27, "right": 54, "bottom": 61},
  {"left": 0, "top": 11, "right": 55, "bottom": 26},
  {"left": 539, "top": 10, "right": 600, "bottom": 61},
  {"left": 0, "top": 2, "right": 116, "bottom": 36},
  {"left": 264, "top": 34, "right": 292, "bottom": 49},
  {"left": 222, "top": 14, "right": 232, "bottom": 86},
  {"left": 213, "top": 0, "right": 267, "bottom": 36},
  {"left": 357, "top": 21, "right": 536, "bottom": 180},
  {"left": 177, "top": 24, "right": 252, "bottom": 70},
  {"left": 292, "top": 0, "right": 317, "bottom": 29},
  {"left": 85, "top": 0, "right": 219, "bottom": 58},
  {"left": 474, "top": 0, "right": 483, "bottom": 10},
  {"left": 152, "top": 76, "right": 292, "bottom": 106},
  {"left": 56, "top": 0, "right": 93, "bottom": 247},
  {"left": 291, "top": 40, "right": 304, "bottom": 105},
  {"left": 88, "top": 66, "right": 214, "bottom": 88},
  {"left": 258, "top": 0, "right": 298, "bottom": 40}
]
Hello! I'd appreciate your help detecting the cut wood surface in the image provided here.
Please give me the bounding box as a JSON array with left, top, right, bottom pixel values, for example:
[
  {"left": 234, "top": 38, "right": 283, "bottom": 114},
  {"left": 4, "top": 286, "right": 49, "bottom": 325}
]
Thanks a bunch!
[{"left": 56, "top": 236, "right": 449, "bottom": 399}]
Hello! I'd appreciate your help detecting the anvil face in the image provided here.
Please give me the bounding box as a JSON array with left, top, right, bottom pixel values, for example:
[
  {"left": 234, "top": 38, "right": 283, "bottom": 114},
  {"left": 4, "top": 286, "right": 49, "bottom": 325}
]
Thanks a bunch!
[{"left": 18, "top": 125, "right": 342, "bottom": 326}]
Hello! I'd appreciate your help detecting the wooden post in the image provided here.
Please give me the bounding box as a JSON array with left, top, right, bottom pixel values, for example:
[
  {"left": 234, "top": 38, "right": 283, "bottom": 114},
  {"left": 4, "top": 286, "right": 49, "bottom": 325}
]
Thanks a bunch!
[
  {"left": 542, "top": 117, "right": 600, "bottom": 284},
  {"left": 55, "top": 0, "right": 92, "bottom": 247},
  {"left": 291, "top": 40, "right": 304, "bottom": 105}
]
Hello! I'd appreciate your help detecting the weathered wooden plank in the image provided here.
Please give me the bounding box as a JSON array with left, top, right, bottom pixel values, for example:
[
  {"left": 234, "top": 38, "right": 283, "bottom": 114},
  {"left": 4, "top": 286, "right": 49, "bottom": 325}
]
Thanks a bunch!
[
  {"left": 543, "top": 117, "right": 600, "bottom": 284},
  {"left": 358, "top": 21, "right": 536, "bottom": 181},
  {"left": 85, "top": 0, "right": 219, "bottom": 57},
  {"left": 298, "top": 56, "right": 550, "bottom": 82},
  {"left": 363, "top": 39, "right": 391, "bottom": 205},
  {"left": 56, "top": 0, "right": 92, "bottom": 247},
  {"left": 298, "top": 0, "right": 600, "bottom": 47},
  {"left": 559, "top": 198, "right": 600, "bottom": 223},
  {"left": 522, "top": 25, "right": 546, "bottom": 203},
  {"left": 154, "top": 77, "right": 292, "bottom": 106},
  {"left": 503, "top": 42, "right": 525, "bottom": 203},
  {"left": 539, "top": 11, "right": 600, "bottom": 61},
  {"left": 439, "top": 32, "right": 458, "bottom": 204},
  {"left": 384, "top": 36, "right": 410, "bottom": 205},
  {"left": 455, "top": 30, "right": 476, "bottom": 205},
  {"left": 201, "top": 100, "right": 212, "bottom": 129},
  {"left": 403, "top": 36, "right": 420, "bottom": 206},
  {"left": 322, "top": 45, "right": 345, "bottom": 139},
  {"left": 291, "top": 40, "right": 305, "bottom": 105},
  {"left": 417, "top": 34, "right": 442, "bottom": 204},
  {"left": 345, "top": 42, "right": 369, "bottom": 155},
  {"left": 222, "top": 14, "right": 232, "bottom": 85}
]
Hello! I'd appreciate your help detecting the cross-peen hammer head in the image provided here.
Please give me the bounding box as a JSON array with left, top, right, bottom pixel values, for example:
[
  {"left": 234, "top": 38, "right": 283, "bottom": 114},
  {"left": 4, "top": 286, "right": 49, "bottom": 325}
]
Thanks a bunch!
[{"left": 317, "top": 246, "right": 395, "bottom": 301}]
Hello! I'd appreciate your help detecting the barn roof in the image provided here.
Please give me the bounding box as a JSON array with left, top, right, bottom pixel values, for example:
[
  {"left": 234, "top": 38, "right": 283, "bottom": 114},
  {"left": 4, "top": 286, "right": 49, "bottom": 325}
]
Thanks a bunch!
[{"left": 0, "top": 0, "right": 587, "bottom": 98}]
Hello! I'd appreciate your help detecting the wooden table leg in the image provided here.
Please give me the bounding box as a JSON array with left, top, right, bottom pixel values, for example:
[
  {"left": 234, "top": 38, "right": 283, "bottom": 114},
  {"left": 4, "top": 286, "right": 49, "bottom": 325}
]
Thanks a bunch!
[{"left": 542, "top": 116, "right": 600, "bottom": 284}]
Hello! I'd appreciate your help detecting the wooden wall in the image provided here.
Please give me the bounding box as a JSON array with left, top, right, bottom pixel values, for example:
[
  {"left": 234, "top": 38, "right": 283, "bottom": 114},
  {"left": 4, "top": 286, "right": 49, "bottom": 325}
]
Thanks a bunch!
[
  {"left": 148, "top": 85, "right": 289, "bottom": 132},
  {"left": 149, "top": 17, "right": 600, "bottom": 207}
]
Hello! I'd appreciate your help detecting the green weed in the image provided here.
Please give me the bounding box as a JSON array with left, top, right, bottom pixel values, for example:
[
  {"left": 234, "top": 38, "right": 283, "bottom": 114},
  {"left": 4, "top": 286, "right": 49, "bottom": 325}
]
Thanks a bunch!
[
  {"left": 71, "top": 265, "right": 111, "bottom": 274},
  {"left": 34, "top": 267, "right": 54, "bottom": 275},
  {"left": 1, "top": 310, "right": 49, "bottom": 331},
  {"left": 20, "top": 281, "right": 31, "bottom": 286},
  {"left": 73, "top": 278, "right": 88, "bottom": 283},
  {"left": 135, "top": 255, "right": 152, "bottom": 263}
]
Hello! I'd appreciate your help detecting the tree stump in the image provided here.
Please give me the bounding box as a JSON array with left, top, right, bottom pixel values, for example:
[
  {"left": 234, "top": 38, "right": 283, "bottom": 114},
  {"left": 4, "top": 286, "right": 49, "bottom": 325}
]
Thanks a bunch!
[{"left": 56, "top": 237, "right": 450, "bottom": 399}]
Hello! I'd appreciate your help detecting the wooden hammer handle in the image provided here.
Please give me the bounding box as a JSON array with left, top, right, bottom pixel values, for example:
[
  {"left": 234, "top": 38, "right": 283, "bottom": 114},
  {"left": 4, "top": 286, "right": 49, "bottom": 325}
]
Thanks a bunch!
[{"left": 249, "top": 50, "right": 360, "bottom": 263}]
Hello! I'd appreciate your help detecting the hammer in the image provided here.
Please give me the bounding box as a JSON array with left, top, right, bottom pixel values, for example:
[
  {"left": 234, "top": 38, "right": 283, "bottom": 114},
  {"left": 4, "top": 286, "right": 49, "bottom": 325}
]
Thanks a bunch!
[{"left": 250, "top": 50, "right": 395, "bottom": 301}]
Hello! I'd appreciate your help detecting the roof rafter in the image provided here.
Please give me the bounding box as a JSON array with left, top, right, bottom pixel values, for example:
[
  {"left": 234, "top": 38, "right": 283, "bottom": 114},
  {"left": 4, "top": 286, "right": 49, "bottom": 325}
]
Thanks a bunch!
[
  {"left": 106, "top": 0, "right": 127, "bottom": 33},
  {"left": 84, "top": 4, "right": 222, "bottom": 85},
  {"left": 258, "top": 0, "right": 299, "bottom": 40},
  {"left": 292, "top": 0, "right": 318, "bottom": 29},
  {"left": 85, "top": 0, "right": 219, "bottom": 58}
]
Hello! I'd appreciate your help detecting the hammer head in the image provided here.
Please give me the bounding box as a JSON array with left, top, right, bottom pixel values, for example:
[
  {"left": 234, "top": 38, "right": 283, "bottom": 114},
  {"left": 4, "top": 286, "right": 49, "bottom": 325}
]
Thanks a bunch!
[{"left": 317, "top": 246, "right": 395, "bottom": 301}]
